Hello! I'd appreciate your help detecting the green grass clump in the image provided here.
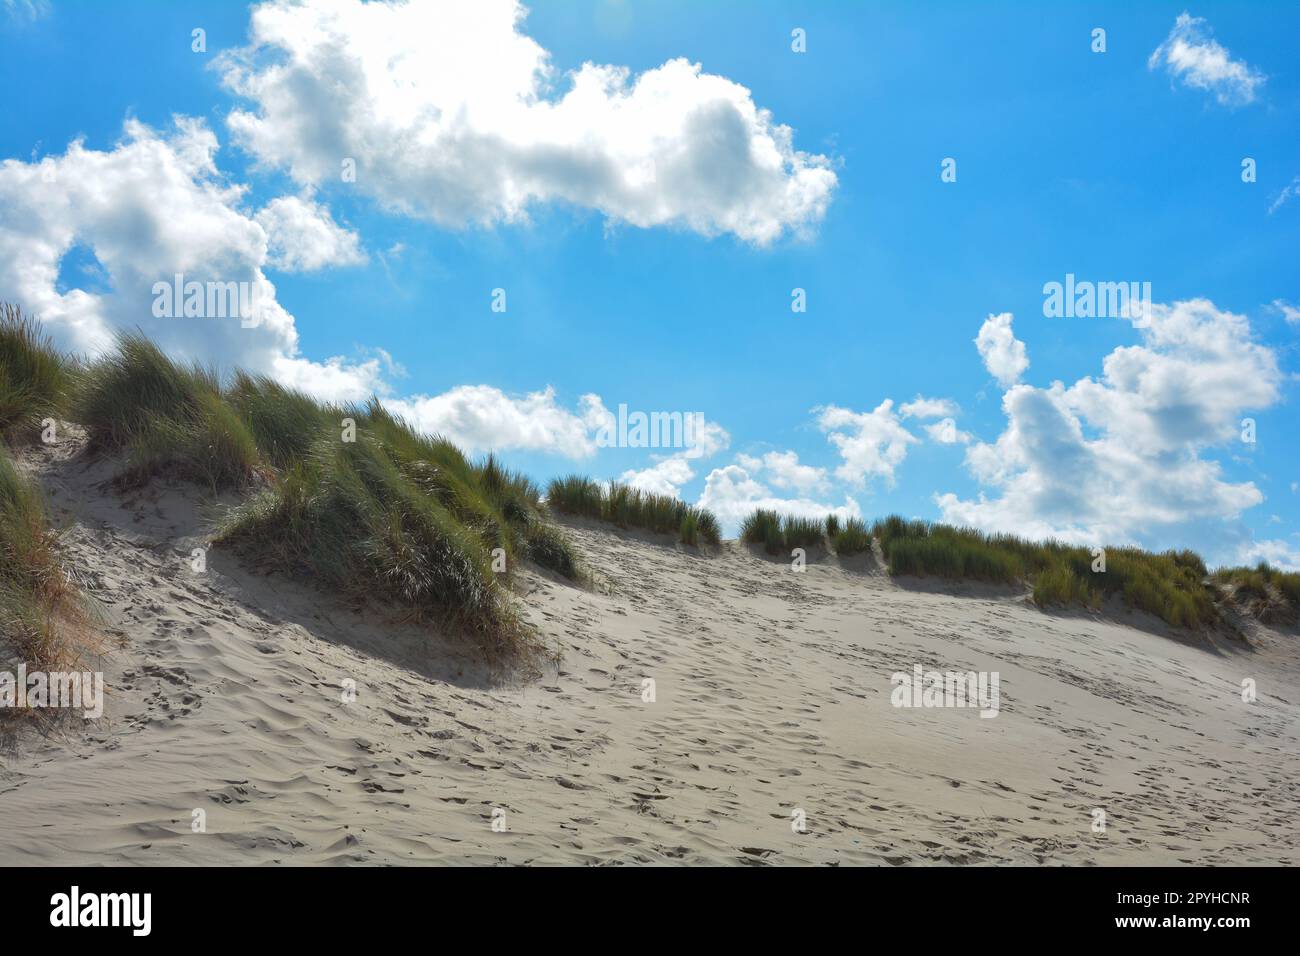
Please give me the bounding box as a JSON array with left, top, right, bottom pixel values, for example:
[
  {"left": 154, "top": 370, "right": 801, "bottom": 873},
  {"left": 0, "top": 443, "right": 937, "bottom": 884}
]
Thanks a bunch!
[
  {"left": 0, "top": 446, "right": 83, "bottom": 672},
  {"left": 544, "top": 477, "right": 720, "bottom": 547},
  {"left": 739, "top": 509, "right": 835, "bottom": 554},
  {"left": 226, "top": 371, "right": 336, "bottom": 470},
  {"left": 1212, "top": 562, "right": 1300, "bottom": 623},
  {"left": 217, "top": 404, "right": 580, "bottom": 653},
  {"left": 824, "top": 514, "right": 840, "bottom": 538},
  {"left": 831, "top": 517, "right": 872, "bottom": 556},
  {"left": 872, "top": 514, "right": 1220, "bottom": 630},
  {"left": 740, "top": 508, "right": 783, "bottom": 553},
  {"left": 0, "top": 304, "right": 72, "bottom": 444},
  {"left": 72, "top": 333, "right": 260, "bottom": 491}
]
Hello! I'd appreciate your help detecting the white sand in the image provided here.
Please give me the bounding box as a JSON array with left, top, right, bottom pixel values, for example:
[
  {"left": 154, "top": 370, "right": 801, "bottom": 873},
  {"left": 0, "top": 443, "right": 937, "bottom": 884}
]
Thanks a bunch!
[{"left": 2, "top": 435, "right": 1298, "bottom": 865}]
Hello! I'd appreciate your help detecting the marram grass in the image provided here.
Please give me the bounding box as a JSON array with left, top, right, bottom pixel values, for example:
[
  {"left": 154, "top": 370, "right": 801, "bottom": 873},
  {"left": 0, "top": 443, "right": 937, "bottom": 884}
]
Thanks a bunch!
[{"left": 545, "top": 476, "right": 721, "bottom": 546}]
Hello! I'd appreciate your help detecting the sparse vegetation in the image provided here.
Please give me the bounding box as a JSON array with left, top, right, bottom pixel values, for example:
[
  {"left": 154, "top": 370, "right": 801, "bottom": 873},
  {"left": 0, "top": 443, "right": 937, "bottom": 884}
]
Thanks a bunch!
[
  {"left": 545, "top": 476, "right": 721, "bottom": 546},
  {"left": 0, "top": 445, "right": 84, "bottom": 673},
  {"left": 1213, "top": 563, "right": 1300, "bottom": 624}
]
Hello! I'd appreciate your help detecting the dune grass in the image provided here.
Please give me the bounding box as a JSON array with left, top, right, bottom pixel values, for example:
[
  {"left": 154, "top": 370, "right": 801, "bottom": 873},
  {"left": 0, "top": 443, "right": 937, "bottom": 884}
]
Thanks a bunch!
[
  {"left": 831, "top": 517, "right": 873, "bottom": 556},
  {"left": 0, "top": 315, "right": 582, "bottom": 656},
  {"left": 739, "top": 509, "right": 844, "bottom": 555},
  {"left": 545, "top": 476, "right": 721, "bottom": 546},
  {"left": 73, "top": 332, "right": 261, "bottom": 492},
  {"left": 0, "top": 446, "right": 84, "bottom": 674},
  {"left": 873, "top": 515, "right": 1219, "bottom": 630},
  {"left": 1212, "top": 563, "right": 1300, "bottom": 623},
  {"left": 0, "top": 304, "right": 72, "bottom": 445}
]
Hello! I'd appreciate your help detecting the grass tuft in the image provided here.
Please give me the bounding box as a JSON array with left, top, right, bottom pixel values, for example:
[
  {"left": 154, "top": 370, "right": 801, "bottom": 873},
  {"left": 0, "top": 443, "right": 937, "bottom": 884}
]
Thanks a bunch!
[
  {"left": 0, "top": 303, "right": 72, "bottom": 445},
  {"left": 545, "top": 476, "right": 721, "bottom": 546}
]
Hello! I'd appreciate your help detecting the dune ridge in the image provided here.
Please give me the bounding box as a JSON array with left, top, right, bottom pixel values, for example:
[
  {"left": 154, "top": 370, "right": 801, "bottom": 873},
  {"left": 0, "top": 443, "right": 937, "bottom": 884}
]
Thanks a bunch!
[{"left": 1, "top": 431, "right": 1298, "bottom": 866}]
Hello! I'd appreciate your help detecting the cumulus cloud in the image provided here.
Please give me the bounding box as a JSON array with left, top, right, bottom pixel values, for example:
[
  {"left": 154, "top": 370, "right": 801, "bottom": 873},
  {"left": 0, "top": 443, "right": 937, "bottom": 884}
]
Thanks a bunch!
[
  {"left": 256, "top": 195, "right": 367, "bottom": 272},
  {"left": 697, "top": 463, "right": 861, "bottom": 536},
  {"left": 620, "top": 457, "right": 696, "bottom": 497},
  {"left": 734, "top": 449, "right": 829, "bottom": 493},
  {"left": 0, "top": 117, "right": 385, "bottom": 402},
  {"left": 817, "top": 399, "right": 919, "bottom": 488},
  {"left": 974, "top": 312, "right": 1028, "bottom": 388},
  {"left": 938, "top": 299, "right": 1282, "bottom": 550},
  {"left": 1148, "top": 12, "right": 1264, "bottom": 107},
  {"left": 385, "top": 385, "right": 601, "bottom": 457},
  {"left": 218, "top": 0, "right": 836, "bottom": 244}
]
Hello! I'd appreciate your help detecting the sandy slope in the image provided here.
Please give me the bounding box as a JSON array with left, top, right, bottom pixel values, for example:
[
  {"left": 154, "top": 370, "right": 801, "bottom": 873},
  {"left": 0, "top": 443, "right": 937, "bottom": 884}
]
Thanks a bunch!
[{"left": 2, "top": 436, "right": 1298, "bottom": 865}]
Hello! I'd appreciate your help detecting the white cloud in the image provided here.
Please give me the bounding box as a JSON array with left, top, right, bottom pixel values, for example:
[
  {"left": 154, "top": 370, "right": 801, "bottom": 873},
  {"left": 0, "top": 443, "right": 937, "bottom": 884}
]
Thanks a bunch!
[
  {"left": 1148, "top": 12, "right": 1264, "bottom": 107},
  {"left": 620, "top": 457, "right": 696, "bottom": 497},
  {"left": 742, "top": 449, "right": 829, "bottom": 493},
  {"left": 0, "top": 117, "right": 384, "bottom": 402},
  {"left": 974, "top": 312, "right": 1028, "bottom": 388},
  {"left": 385, "top": 385, "right": 599, "bottom": 457},
  {"left": 924, "top": 419, "right": 971, "bottom": 445},
  {"left": 697, "top": 463, "right": 860, "bottom": 536},
  {"left": 1270, "top": 299, "right": 1300, "bottom": 324},
  {"left": 899, "top": 396, "right": 958, "bottom": 419},
  {"left": 816, "top": 399, "right": 919, "bottom": 488},
  {"left": 255, "top": 195, "right": 367, "bottom": 272},
  {"left": 938, "top": 299, "right": 1283, "bottom": 551},
  {"left": 218, "top": 0, "right": 836, "bottom": 245}
]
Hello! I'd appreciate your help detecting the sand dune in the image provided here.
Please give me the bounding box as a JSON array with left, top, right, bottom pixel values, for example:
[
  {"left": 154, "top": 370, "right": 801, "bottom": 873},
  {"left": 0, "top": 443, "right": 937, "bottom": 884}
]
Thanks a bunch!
[{"left": 2, "top": 435, "right": 1298, "bottom": 865}]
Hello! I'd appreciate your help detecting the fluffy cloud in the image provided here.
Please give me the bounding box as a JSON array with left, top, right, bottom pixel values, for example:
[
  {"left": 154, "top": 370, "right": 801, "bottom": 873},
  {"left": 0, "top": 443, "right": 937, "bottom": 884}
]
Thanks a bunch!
[
  {"left": 938, "top": 299, "right": 1282, "bottom": 550},
  {"left": 256, "top": 195, "right": 367, "bottom": 272},
  {"left": 620, "top": 457, "right": 696, "bottom": 497},
  {"left": 735, "top": 449, "right": 829, "bottom": 493},
  {"left": 0, "top": 117, "right": 385, "bottom": 402},
  {"left": 1148, "top": 13, "right": 1264, "bottom": 107},
  {"left": 218, "top": 0, "right": 836, "bottom": 244},
  {"left": 817, "top": 399, "right": 918, "bottom": 487},
  {"left": 974, "top": 312, "right": 1028, "bottom": 388},
  {"left": 385, "top": 385, "right": 601, "bottom": 457},
  {"left": 698, "top": 463, "right": 861, "bottom": 535}
]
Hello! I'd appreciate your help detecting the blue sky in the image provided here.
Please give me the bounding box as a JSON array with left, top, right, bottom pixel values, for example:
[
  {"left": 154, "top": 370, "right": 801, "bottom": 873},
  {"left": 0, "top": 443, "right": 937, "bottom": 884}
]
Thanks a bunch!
[{"left": 1, "top": 0, "right": 1297, "bottom": 566}]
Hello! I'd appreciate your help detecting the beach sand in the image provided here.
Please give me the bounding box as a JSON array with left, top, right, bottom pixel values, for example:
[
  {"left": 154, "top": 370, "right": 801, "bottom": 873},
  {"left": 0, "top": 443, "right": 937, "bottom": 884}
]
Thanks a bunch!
[{"left": 2, "top": 433, "right": 1298, "bottom": 865}]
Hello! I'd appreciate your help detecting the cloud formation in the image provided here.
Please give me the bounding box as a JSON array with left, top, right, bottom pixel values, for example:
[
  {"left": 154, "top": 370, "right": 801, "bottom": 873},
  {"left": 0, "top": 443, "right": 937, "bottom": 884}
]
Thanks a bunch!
[
  {"left": 1148, "top": 12, "right": 1264, "bottom": 107},
  {"left": 219, "top": 0, "right": 836, "bottom": 244},
  {"left": 256, "top": 195, "right": 367, "bottom": 272},
  {"left": 938, "top": 299, "right": 1282, "bottom": 549},
  {"left": 974, "top": 312, "right": 1028, "bottom": 388},
  {"left": 0, "top": 117, "right": 385, "bottom": 402}
]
